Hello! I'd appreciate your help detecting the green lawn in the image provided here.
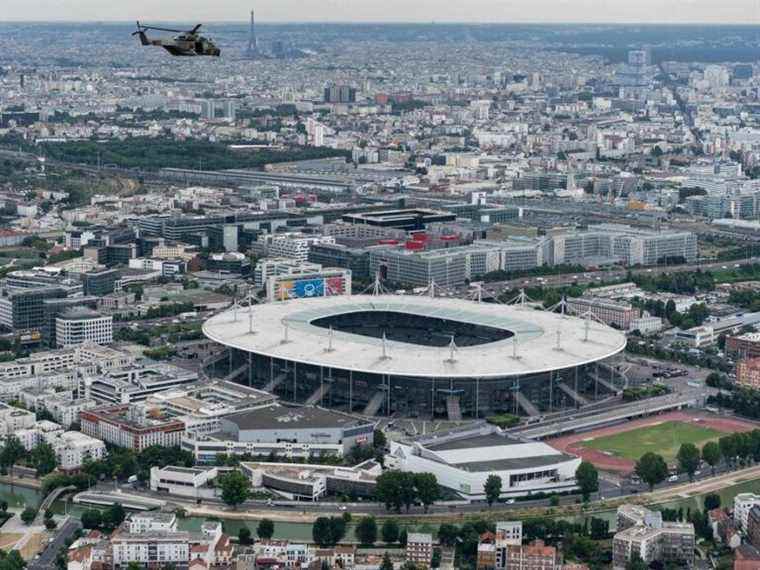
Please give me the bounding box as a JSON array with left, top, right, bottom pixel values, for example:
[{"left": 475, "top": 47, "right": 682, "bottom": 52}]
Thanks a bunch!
[{"left": 579, "top": 420, "right": 725, "bottom": 463}]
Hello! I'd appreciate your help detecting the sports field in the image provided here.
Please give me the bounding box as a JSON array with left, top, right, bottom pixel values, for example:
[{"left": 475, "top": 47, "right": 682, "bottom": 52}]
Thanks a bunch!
[{"left": 579, "top": 420, "right": 723, "bottom": 463}]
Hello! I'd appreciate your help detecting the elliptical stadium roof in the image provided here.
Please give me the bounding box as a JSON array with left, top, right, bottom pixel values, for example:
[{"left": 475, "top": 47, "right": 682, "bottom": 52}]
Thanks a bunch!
[{"left": 202, "top": 295, "right": 626, "bottom": 379}]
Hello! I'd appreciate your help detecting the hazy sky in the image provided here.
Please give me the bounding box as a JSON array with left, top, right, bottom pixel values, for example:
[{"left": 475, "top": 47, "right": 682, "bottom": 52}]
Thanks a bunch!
[{"left": 2, "top": 0, "right": 759, "bottom": 23}]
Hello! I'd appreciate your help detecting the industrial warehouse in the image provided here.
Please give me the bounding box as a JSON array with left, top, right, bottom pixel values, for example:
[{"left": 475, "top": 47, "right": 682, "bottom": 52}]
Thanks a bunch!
[{"left": 202, "top": 294, "right": 627, "bottom": 419}]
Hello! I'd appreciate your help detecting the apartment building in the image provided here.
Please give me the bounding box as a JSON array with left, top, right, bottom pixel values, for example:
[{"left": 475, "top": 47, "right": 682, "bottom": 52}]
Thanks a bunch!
[
  {"left": 80, "top": 404, "right": 185, "bottom": 451},
  {"left": 612, "top": 505, "right": 695, "bottom": 569},
  {"left": 737, "top": 358, "right": 760, "bottom": 390},
  {"left": 406, "top": 533, "right": 434, "bottom": 569}
]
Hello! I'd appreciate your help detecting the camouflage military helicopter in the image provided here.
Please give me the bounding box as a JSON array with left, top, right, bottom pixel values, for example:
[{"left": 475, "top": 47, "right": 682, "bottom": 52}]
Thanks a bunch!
[{"left": 132, "top": 22, "right": 221, "bottom": 57}]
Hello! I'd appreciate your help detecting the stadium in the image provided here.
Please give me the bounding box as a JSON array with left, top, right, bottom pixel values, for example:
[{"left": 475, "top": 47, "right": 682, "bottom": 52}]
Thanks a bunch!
[{"left": 202, "top": 295, "right": 628, "bottom": 419}]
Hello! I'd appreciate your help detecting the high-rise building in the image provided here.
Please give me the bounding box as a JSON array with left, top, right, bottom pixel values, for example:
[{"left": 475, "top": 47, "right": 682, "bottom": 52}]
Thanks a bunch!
[{"left": 324, "top": 84, "right": 357, "bottom": 104}]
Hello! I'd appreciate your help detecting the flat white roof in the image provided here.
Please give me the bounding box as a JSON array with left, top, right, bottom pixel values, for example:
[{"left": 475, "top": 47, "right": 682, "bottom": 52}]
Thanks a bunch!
[{"left": 202, "top": 295, "right": 626, "bottom": 379}]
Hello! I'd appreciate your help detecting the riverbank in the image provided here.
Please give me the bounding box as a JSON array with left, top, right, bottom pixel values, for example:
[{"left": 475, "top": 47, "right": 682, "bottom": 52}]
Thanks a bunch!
[
  {"left": 0, "top": 476, "right": 40, "bottom": 491},
  {"left": 164, "top": 463, "right": 760, "bottom": 525}
]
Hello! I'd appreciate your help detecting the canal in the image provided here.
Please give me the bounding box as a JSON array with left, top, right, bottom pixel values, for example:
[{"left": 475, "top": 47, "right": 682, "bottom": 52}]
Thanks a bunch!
[{"left": 3, "top": 475, "right": 760, "bottom": 542}]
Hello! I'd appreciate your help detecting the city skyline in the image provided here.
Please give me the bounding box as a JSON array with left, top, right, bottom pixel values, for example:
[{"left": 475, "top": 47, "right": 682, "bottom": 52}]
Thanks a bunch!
[{"left": 2, "top": 0, "right": 760, "bottom": 24}]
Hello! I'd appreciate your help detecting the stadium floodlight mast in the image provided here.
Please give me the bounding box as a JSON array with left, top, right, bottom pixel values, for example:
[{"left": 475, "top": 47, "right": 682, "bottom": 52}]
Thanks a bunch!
[
  {"left": 380, "top": 332, "right": 391, "bottom": 360},
  {"left": 510, "top": 336, "right": 521, "bottom": 360},
  {"left": 446, "top": 335, "right": 458, "bottom": 363},
  {"left": 231, "top": 297, "right": 240, "bottom": 322},
  {"left": 324, "top": 326, "right": 335, "bottom": 353},
  {"left": 248, "top": 292, "right": 255, "bottom": 334},
  {"left": 281, "top": 320, "right": 290, "bottom": 344}
]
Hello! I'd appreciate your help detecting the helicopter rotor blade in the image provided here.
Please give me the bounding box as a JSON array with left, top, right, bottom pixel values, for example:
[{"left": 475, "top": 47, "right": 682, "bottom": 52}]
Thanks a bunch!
[{"left": 135, "top": 24, "right": 188, "bottom": 34}]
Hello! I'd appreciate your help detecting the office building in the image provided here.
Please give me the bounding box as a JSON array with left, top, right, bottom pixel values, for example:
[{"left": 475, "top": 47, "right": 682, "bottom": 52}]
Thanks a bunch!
[
  {"left": 83, "top": 362, "right": 198, "bottom": 404},
  {"left": 551, "top": 225, "right": 697, "bottom": 267},
  {"left": 253, "top": 258, "right": 323, "bottom": 288},
  {"left": 342, "top": 208, "right": 456, "bottom": 231},
  {"left": 150, "top": 466, "right": 220, "bottom": 500},
  {"left": 55, "top": 308, "right": 113, "bottom": 348},
  {"left": 266, "top": 267, "right": 351, "bottom": 302},
  {"left": 566, "top": 297, "right": 639, "bottom": 330},
  {"left": 261, "top": 233, "right": 336, "bottom": 263},
  {"left": 182, "top": 405, "right": 374, "bottom": 463},
  {"left": 0, "top": 287, "right": 67, "bottom": 331},
  {"left": 308, "top": 243, "right": 372, "bottom": 281}
]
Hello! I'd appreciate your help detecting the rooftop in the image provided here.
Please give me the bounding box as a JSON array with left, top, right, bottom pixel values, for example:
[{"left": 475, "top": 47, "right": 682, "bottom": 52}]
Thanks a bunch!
[
  {"left": 203, "top": 295, "right": 626, "bottom": 379},
  {"left": 222, "top": 405, "right": 370, "bottom": 432}
]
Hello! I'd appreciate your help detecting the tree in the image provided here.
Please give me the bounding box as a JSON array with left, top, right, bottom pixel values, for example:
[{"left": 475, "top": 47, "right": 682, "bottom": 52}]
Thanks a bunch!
[
  {"left": 103, "top": 504, "right": 126, "bottom": 530},
  {"left": 590, "top": 517, "right": 609, "bottom": 540},
  {"left": 626, "top": 552, "right": 648, "bottom": 570},
  {"left": 676, "top": 443, "right": 701, "bottom": 481},
  {"left": 704, "top": 493, "right": 721, "bottom": 511},
  {"left": 380, "top": 553, "right": 394, "bottom": 570},
  {"left": 20, "top": 507, "right": 36, "bottom": 525},
  {"left": 376, "top": 471, "right": 408, "bottom": 512},
  {"left": 381, "top": 518, "right": 400, "bottom": 544},
  {"left": 437, "top": 523, "right": 459, "bottom": 547},
  {"left": 484, "top": 474, "right": 502, "bottom": 507},
  {"left": 127, "top": 563, "right": 142, "bottom": 570},
  {"left": 635, "top": 452, "right": 669, "bottom": 491},
  {"left": 702, "top": 441, "right": 721, "bottom": 474},
  {"left": 356, "top": 516, "right": 378, "bottom": 546},
  {"left": 257, "top": 518, "right": 274, "bottom": 540},
  {"left": 219, "top": 471, "right": 250, "bottom": 509},
  {"left": 720, "top": 435, "right": 738, "bottom": 465},
  {"left": 373, "top": 429, "right": 387, "bottom": 451},
  {"left": 399, "top": 528, "right": 408, "bottom": 548},
  {"left": 312, "top": 516, "right": 347, "bottom": 548},
  {"left": 313, "top": 517, "right": 332, "bottom": 547},
  {"left": 414, "top": 473, "right": 440, "bottom": 513},
  {"left": 81, "top": 509, "right": 102, "bottom": 530},
  {"left": 575, "top": 461, "right": 599, "bottom": 501},
  {"left": 31, "top": 443, "right": 57, "bottom": 476},
  {"left": 1, "top": 435, "right": 24, "bottom": 470},
  {"left": 238, "top": 527, "right": 252, "bottom": 545}
]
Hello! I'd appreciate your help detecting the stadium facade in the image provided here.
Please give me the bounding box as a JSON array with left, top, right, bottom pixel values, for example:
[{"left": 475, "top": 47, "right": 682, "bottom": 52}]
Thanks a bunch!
[{"left": 202, "top": 295, "right": 627, "bottom": 419}]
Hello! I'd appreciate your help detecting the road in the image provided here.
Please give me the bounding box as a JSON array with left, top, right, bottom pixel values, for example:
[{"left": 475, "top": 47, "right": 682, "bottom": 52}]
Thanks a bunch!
[{"left": 27, "top": 518, "right": 81, "bottom": 570}]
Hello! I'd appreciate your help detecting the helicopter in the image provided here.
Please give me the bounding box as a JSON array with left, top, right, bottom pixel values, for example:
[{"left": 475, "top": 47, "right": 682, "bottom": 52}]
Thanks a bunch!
[{"left": 132, "top": 22, "right": 221, "bottom": 57}]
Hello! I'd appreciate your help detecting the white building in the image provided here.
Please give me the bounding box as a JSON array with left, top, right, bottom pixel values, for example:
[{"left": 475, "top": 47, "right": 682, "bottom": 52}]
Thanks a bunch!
[
  {"left": 55, "top": 309, "right": 113, "bottom": 348},
  {"left": 150, "top": 466, "right": 219, "bottom": 499},
  {"left": 53, "top": 431, "right": 107, "bottom": 471},
  {"left": 735, "top": 493, "right": 760, "bottom": 532},
  {"left": 128, "top": 512, "right": 178, "bottom": 534},
  {"left": 387, "top": 425, "right": 581, "bottom": 501},
  {"left": 0, "top": 403, "right": 36, "bottom": 437},
  {"left": 253, "top": 258, "right": 323, "bottom": 288},
  {"left": 262, "top": 233, "right": 336, "bottom": 263}
]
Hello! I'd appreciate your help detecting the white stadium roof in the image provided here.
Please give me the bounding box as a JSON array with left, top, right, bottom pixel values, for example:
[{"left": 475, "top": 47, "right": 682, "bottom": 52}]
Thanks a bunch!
[{"left": 202, "top": 295, "right": 626, "bottom": 379}]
